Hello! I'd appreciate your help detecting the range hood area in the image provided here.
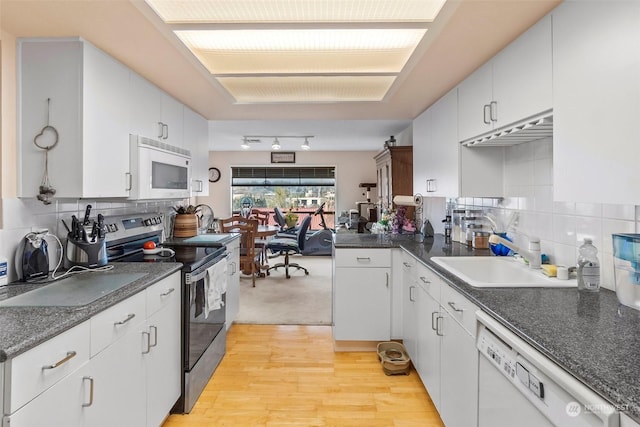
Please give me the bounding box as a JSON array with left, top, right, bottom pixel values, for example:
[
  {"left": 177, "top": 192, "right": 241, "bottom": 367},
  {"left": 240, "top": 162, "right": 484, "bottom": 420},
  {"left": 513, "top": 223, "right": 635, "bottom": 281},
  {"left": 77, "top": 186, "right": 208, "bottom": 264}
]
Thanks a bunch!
[{"left": 460, "top": 112, "right": 553, "bottom": 147}]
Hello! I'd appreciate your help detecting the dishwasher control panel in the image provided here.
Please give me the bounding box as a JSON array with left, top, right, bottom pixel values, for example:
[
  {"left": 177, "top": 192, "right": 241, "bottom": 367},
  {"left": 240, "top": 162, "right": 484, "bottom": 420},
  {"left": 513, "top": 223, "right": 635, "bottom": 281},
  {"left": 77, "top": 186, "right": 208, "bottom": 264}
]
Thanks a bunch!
[{"left": 477, "top": 327, "right": 518, "bottom": 379}]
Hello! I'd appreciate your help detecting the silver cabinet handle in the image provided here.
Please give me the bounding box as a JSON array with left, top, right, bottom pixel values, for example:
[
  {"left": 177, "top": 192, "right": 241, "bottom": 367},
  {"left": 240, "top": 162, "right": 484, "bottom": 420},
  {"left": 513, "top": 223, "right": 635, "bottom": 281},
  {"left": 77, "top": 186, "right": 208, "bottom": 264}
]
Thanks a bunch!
[
  {"left": 409, "top": 285, "right": 416, "bottom": 302},
  {"left": 419, "top": 276, "right": 430, "bottom": 284},
  {"left": 385, "top": 272, "right": 389, "bottom": 288},
  {"left": 158, "top": 122, "right": 164, "bottom": 139},
  {"left": 149, "top": 325, "right": 158, "bottom": 348},
  {"left": 114, "top": 313, "right": 135, "bottom": 325},
  {"left": 403, "top": 261, "right": 412, "bottom": 267},
  {"left": 431, "top": 311, "right": 438, "bottom": 331},
  {"left": 125, "top": 172, "right": 132, "bottom": 191},
  {"left": 448, "top": 301, "right": 464, "bottom": 313},
  {"left": 436, "top": 315, "right": 444, "bottom": 336},
  {"left": 160, "top": 288, "right": 175, "bottom": 297},
  {"left": 42, "top": 351, "right": 77, "bottom": 370},
  {"left": 82, "top": 376, "right": 94, "bottom": 407},
  {"left": 356, "top": 257, "right": 371, "bottom": 262},
  {"left": 163, "top": 123, "right": 169, "bottom": 140},
  {"left": 483, "top": 104, "right": 491, "bottom": 124},
  {"left": 142, "top": 331, "right": 151, "bottom": 354},
  {"left": 490, "top": 100, "right": 498, "bottom": 122}
]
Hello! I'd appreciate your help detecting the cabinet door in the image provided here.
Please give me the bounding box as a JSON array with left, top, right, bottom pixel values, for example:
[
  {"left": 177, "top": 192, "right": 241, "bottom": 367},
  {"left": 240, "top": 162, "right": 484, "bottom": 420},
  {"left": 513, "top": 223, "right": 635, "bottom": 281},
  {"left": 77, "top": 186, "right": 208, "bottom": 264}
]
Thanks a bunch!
[
  {"left": 401, "top": 254, "right": 418, "bottom": 361},
  {"left": 82, "top": 41, "right": 131, "bottom": 197},
  {"left": 160, "top": 92, "right": 184, "bottom": 147},
  {"left": 4, "top": 364, "right": 88, "bottom": 427},
  {"left": 553, "top": 1, "right": 640, "bottom": 204},
  {"left": 145, "top": 287, "right": 181, "bottom": 427},
  {"left": 492, "top": 15, "right": 552, "bottom": 128},
  {"left": 424, "top": 88, "right": 459, "bottom": 197},
  {"left": 457, "top": 61, "right": 493, "bottom": 142},
  {"left": 225, "top": 240, "right": 241, "bottom": 329},
  {"left": 333, "top": 267, "right": 390, "bottom": 341},
  {"left": 129, "top": 72, "right": 163, "bottom": 140},
  {"left": 440, "top": 316, "right": 478, "bottom": 427},
  {"left": 416, "top": 288, "right": 441, "bottom": 409},
  {"left": 84, "top": 327, "right": 146, "bottom": 427},
  {"left": 183, "top": 106, "right": 209, "bottom": 196}
]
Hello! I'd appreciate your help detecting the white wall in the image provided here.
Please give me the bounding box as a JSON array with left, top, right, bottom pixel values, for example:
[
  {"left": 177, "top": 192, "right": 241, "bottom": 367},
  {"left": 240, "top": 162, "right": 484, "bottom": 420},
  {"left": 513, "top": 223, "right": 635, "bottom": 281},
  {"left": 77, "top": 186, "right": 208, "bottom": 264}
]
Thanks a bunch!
[
  {"left": 196, "top": 150, "right": 378, "bottom": 218},
  {"left": 421, "top": 136, "right": 640, "bottom": 291}
]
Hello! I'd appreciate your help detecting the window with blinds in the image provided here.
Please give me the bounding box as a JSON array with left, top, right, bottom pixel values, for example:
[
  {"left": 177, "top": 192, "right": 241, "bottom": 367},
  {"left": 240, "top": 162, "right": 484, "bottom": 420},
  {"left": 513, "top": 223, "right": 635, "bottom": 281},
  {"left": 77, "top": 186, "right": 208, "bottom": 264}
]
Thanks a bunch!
[{"left": 231, "top": 167, "right": 335, "bottom": 186}]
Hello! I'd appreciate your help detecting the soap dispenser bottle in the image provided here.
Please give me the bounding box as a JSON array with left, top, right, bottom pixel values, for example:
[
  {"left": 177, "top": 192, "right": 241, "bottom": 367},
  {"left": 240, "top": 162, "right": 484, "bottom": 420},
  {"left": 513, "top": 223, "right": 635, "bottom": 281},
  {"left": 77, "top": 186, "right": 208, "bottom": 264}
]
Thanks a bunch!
[{"left": 577, "top": 238, "right": 600, "bottom": 292}]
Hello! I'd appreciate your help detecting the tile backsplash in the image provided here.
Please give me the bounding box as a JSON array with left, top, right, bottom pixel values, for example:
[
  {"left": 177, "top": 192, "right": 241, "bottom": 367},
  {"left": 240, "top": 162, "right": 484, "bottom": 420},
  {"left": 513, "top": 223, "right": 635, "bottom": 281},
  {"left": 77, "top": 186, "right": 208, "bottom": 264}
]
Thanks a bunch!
[
  {"left": 424, "top": 136, "right": 639, "bottom": 291},
  {"left": 0, "top": 197, "right": 180, "bottom": 282}
]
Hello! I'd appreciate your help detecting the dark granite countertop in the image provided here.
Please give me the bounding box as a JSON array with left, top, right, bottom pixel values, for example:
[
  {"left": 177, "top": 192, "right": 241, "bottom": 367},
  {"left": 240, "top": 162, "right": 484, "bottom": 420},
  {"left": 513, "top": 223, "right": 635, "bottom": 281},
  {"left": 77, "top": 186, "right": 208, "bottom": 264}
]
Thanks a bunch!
[
  {"left": 163, "top": 232, "right": 240, "bottom": 247},
  {"left": 333, "top": 231, "right": 423, "bottom": 248},
  {"left": 335, "top": 232, "right": 640, "bottom": 422},
  {"left": 0, "top": 263, "right": 182, "bottom": 362}
]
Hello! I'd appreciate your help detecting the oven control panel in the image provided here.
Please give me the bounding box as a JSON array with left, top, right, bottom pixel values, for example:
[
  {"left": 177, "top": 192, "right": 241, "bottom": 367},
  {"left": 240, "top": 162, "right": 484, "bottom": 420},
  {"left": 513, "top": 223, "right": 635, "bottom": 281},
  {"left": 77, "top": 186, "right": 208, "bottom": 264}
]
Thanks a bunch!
[{"left": 103, "top": 213, "right": 165, "bottom": 243}]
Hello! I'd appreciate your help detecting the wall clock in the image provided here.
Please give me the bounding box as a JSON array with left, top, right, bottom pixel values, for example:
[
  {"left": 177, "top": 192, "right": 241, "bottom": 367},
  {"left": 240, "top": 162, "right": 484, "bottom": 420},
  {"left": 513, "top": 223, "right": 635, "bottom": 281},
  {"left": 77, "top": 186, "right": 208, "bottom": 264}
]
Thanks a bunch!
[{"left": 208, "top": 167, "right": 221, "bottom": 183}]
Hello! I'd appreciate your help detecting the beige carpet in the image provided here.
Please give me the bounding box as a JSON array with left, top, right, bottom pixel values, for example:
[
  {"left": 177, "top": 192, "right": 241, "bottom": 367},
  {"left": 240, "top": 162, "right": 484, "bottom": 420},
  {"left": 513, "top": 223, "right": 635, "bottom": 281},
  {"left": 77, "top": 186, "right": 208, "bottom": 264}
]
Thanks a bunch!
[{"left": 235, "top": 255, "right": 333, "bottom": 325}]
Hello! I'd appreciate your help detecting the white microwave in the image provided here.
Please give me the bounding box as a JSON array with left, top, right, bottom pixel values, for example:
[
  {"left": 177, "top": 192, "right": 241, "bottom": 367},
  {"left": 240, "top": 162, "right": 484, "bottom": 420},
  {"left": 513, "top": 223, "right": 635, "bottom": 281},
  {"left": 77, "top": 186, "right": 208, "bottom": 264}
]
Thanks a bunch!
[{"left": 128, "top": 135, "right": 191, "bottom": 200}]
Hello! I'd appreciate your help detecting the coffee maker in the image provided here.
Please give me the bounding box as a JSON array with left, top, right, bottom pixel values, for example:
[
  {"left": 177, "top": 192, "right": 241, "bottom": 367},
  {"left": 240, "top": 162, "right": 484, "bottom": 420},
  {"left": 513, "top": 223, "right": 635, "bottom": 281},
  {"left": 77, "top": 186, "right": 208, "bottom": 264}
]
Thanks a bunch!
[{"left": 16, "top": 231, "right": 50, "bottom": 281}]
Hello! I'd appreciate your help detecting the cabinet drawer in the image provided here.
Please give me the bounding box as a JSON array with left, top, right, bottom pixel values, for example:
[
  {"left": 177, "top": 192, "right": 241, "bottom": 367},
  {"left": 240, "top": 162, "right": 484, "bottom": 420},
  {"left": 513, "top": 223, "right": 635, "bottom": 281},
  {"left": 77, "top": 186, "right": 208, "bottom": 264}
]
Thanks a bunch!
[
  {"left": 440, "top": 284, "right": 479, "bottom": 337},
  {"left": 334, "top": 248, "right": 391, "bottom": 268},
  {"left": 4, "top": 320, "right": 90, "bottom": 414},
  {"left": 416, "top": 263, "right": 441, "bottom": 300},
  {"left": 90, "top": 291, "right": 145, "bottom": 357},
  {"left": 146, "top": 273, "right": 180, "bottom": 317}
]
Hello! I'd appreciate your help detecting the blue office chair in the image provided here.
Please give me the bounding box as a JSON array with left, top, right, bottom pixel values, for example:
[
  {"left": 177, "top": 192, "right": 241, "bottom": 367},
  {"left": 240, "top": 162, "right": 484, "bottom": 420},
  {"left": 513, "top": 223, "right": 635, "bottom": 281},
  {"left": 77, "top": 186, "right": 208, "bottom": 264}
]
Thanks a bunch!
[{"left": 266, "top": 216, "right": 311, "bottom": 279}]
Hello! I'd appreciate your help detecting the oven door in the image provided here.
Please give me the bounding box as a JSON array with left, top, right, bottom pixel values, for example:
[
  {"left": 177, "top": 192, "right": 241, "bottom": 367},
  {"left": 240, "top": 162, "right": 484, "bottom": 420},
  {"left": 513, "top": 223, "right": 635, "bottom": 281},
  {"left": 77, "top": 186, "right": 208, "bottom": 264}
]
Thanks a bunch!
[{"left": 185, "top": 259, "right": 227, "bottom": 371}]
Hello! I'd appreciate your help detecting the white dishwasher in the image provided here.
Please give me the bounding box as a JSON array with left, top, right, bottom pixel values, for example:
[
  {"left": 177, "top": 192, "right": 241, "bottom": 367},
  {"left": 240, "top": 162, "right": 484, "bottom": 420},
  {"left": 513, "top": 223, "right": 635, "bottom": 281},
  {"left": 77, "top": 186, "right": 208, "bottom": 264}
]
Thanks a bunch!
[{"left": 476, "top": 311, "right": 619, "bottom": 427}]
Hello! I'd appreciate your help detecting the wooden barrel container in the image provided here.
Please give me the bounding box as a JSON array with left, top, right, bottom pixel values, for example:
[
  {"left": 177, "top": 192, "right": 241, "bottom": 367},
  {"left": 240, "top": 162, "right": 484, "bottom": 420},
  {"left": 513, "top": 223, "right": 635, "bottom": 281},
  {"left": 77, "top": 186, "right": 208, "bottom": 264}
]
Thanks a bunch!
[{"left": 173, "top": 214, "right": 198, "bottom": 238}]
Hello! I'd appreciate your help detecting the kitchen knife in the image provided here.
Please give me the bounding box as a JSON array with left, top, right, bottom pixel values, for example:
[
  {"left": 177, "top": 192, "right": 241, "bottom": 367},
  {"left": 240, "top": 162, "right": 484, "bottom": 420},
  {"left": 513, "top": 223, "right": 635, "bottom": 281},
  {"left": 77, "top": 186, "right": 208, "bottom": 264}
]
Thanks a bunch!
[
  {"left": 61, "top": 219, "right": 71, "bottom": 234},
  {"left": 97, "top": 214, "right": 105, "bottom": 239},
  {"left": 83, "top": 204, "right": 92, "bottom": 225},
  {"left": 71, "top": 215, "right": 79, "bottom": 240},
  {"left": 90, "top": 221, "right": 98, "bottom": 242}
]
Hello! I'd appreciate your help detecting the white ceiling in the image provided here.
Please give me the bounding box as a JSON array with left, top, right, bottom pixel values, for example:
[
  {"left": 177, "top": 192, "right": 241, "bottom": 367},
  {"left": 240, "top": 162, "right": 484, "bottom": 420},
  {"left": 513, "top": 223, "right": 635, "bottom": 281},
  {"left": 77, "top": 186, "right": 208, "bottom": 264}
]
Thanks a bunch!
[{"left": 1, "top": 0, "right": 561, "bottom": 151}]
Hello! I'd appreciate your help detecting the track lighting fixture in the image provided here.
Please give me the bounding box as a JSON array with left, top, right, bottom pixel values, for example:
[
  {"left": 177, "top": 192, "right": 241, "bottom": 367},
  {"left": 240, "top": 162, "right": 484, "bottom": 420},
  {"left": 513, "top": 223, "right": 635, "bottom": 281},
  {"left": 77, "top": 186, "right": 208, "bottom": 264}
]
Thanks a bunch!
[
  {"left": 241, "top": 135, "right": 314, "bottom": 150},
  {"left": 271, "top": 137, "right": 281, "bottom": 150}
]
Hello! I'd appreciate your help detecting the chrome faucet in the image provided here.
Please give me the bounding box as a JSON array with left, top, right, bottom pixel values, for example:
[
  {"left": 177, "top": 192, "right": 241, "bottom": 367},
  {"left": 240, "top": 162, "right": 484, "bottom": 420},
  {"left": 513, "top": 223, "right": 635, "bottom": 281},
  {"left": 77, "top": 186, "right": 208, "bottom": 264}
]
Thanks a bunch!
[{"left": 488, "top": 234, "right": 541, "bottom": 269}]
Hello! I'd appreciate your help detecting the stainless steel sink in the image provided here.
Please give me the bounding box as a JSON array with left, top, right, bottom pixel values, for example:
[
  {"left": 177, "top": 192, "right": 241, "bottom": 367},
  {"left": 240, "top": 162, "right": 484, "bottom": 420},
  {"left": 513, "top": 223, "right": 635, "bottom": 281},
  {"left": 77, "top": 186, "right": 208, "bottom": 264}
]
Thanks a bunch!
[
  {"left": 0, "top": 272, "right": 147, "bottom": 307},
  {"left": 430, "top": 257, "right": 576, "bottom": 288}
]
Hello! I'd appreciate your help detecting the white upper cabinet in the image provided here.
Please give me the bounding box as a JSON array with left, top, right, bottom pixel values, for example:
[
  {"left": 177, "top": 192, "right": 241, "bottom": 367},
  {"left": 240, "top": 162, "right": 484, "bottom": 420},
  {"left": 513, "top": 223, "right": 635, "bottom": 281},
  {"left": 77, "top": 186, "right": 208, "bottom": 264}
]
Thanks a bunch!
[
  {"left": 18, "top": 38, "right": 131, "bottom": 198},
  {"left": 553, "top": 1, "right": 640, "bottom": 204},
  {"left": 414, "top": 88, "right": 503, "bottom": 197},
  {"left": 129, "top": 72, "right": 184, "bottom": 147},
  {"left": 458, "top": 15, "right": 552, "bottom": 142},
  {"left": 457, "top": 62, "right": 494, "bottom": 141},
  {"left": 183, "top": 106, "right": 210, "bottom": 196},
  {"left": 492, "top": 15, "right": 552, "bottom": 128}
]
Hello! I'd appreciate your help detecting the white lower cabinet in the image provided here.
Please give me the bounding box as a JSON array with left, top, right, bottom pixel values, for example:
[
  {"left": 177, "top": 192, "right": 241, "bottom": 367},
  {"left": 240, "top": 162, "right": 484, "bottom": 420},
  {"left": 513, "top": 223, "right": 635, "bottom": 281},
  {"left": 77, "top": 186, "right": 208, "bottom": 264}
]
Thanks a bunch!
[
  {"left": 2, "top": 272, "right": 181, "bottom": 427},
  {"left": 225, "top": 238, "right": 240, "bottom": 330},
  {"left": 401, "top": 250, "right": 479, "bottom": 427},
  {"left": 333, "top": 248, "right": 391, "bottom": 341},
  {"left": 401, "top": 251, "right": 418, "bottom": 360}
]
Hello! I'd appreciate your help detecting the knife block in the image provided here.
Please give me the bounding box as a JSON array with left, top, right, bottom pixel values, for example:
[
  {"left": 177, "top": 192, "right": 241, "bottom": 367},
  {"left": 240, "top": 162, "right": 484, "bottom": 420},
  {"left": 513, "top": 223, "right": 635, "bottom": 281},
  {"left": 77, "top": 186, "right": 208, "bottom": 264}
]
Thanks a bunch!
[{"left": 65, "top": 235, "right": 107, "bottom": 268}]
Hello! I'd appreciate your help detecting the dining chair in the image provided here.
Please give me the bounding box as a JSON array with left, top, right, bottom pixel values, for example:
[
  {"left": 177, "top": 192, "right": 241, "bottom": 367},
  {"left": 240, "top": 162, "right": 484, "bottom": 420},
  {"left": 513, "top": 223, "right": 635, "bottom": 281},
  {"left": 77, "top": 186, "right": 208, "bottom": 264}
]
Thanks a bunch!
[
  {"left": 266, "top": 215, "right": 311, "bottom": 279},
  {"left": 249, "top": 209, "right": 271, "bottom": 266},
  {"left": 219, "top": 216, "right": 264, "bottom": 286}
]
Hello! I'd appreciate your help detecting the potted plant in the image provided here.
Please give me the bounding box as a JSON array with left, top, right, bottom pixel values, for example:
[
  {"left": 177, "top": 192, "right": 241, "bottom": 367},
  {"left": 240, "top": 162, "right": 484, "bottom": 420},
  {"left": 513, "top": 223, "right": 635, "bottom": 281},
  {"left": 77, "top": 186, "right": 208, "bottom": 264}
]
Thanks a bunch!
[
  {"left": 172, "top": 204, "right": 198, "bottom": 237},
  {"left": 284, "top": 209, "right": 299, "bottom": 229}
]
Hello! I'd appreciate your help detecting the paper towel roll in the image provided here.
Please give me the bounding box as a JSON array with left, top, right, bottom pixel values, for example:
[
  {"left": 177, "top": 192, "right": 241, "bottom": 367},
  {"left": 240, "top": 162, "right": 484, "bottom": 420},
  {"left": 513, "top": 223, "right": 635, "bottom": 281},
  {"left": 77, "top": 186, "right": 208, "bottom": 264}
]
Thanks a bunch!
[{"left": 393, "top": 195, "right": 418, "bottom": 206}]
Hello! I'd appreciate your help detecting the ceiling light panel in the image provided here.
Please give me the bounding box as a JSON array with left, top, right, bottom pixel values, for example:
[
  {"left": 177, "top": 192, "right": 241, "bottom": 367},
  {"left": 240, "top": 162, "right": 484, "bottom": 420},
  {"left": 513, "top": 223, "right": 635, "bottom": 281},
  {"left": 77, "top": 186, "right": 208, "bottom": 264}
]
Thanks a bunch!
[
  {"left": 175, "top": 29, "right": 426, "bottom": 74},
  {"left": 146, "top": 0, "right": 446, "bottom": 23},
  {"left": 218, "top": 76, "right": 396, "bottom": 103}
]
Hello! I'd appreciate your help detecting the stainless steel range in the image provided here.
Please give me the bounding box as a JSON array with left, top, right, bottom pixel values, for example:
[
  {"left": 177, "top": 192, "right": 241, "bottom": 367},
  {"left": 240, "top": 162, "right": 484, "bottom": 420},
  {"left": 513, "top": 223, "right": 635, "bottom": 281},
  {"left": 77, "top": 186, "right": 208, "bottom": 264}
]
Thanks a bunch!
[{"left": 104, "top": 213, "right": 228, "bottom": 413}]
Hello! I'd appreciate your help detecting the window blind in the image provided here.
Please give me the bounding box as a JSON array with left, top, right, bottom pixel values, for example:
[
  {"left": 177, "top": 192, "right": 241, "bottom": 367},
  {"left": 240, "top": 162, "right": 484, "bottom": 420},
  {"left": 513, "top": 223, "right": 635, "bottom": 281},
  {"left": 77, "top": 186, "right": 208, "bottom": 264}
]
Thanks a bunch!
[{"left": 231, "top": 167, "right": 335, "bottom": 186}]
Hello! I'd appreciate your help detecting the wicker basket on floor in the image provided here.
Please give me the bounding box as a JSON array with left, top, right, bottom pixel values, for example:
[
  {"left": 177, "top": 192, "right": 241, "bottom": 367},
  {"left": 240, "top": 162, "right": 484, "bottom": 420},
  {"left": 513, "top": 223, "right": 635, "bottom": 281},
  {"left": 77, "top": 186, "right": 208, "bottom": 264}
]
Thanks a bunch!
[{"left": 377, "top": 342, "right": 411, "bottom": 376}]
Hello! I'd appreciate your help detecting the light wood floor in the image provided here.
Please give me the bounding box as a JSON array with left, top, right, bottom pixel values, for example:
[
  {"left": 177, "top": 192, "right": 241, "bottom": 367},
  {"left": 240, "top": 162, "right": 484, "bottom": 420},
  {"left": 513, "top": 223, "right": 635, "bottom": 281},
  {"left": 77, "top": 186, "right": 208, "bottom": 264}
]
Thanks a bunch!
[{"left": 162, "top": 324, "right": 444, "bottom": 427}]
